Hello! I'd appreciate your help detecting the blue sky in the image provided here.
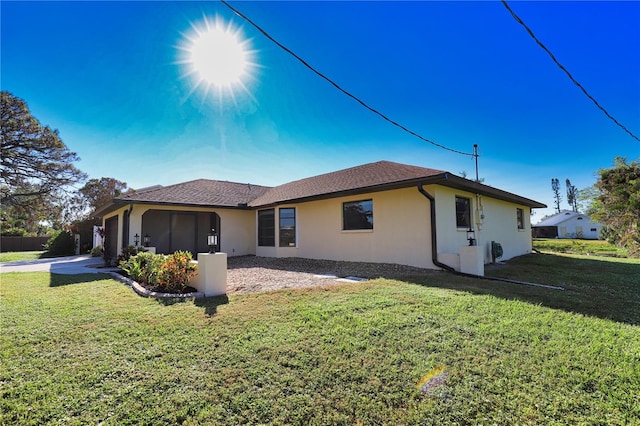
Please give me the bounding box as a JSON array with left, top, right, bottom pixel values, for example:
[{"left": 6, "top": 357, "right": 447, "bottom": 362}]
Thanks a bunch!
[{"left": 2, "top": 1, "right": 639, "bottom": 221}]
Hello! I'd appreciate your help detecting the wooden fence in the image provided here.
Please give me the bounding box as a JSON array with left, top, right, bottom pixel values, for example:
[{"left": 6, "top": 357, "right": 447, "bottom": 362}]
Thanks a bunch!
[{"left": 1, "top": 236, "right": 50, "bottom": 252}]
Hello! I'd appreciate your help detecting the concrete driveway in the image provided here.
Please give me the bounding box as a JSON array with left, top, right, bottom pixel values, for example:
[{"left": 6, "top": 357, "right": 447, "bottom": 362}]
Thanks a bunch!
[{"left": 0, "top": 255, "right": 119, "bottom": 274}]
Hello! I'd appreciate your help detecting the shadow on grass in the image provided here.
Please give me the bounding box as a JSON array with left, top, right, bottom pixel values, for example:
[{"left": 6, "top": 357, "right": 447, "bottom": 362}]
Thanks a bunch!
[
  {"left": 49, "top": 273, "right": 112, "bottom": 287},
  {"left": 150, "top": 294, "right": 230, "bottom": 316},
  {"left": 401, "top": 253, "right": 640, "bottom": 326},
  {"left": 194, "top": 294, "right": 230, "bottom": 316}
]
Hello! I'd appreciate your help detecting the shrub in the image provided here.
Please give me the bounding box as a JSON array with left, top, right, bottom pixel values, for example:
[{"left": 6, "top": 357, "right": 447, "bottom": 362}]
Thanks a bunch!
[
  {"left": 120, "top": 254, "right": 145, "bottom": 283},
  {"left": 119, "top": 251, "right": 195, "bottom": 293},
  {"left": 44, "top": 230, "right": 76, "bottom": 256},
  {"left": 120, "top": 251, "right": 163, "bottom": 286},
  {"left": 117, "top": 245, "right": 147, "bottom": 265},
  {"left": 157, "top": 251, "right": 197, "bottom": 293},
  {"left": 90, "top": 245, "right": 103, "bottom": 257}
]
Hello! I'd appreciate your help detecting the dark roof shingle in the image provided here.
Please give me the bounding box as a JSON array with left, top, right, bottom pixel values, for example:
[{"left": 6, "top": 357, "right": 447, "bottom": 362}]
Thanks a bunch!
[
  {"left": 116, "top": 179, "right": 271, "bottom": 207},
  {"left": 249, "top": 161, "right": 446, "bottom": 206}
]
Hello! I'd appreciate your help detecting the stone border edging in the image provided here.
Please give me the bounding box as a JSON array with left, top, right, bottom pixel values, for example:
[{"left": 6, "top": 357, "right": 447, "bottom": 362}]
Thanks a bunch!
[{"left": 108, "top": 272, "right": 205, "bottom": 299}]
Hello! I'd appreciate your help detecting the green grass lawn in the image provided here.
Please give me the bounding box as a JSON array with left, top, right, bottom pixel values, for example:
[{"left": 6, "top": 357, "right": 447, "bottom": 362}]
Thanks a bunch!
[
  {"left": 534, "top": 238, "right": 628, "bottom": 257},
  {"left": 1, "top": 254, "right": 639, "bottom": 425},
  {"left": 0, "top": 251, "right": 46, "bottom": 263}
]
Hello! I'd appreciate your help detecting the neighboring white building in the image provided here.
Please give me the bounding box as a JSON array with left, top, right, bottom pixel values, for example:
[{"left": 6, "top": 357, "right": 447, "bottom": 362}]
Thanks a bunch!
[{"left": 532, "top": 210, "right": 602, "bottom": 239}]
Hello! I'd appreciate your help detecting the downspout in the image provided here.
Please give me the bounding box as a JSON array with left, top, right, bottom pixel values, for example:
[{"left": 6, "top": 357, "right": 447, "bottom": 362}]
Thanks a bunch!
[
  {"left": 417, "top": 184, "right": 455, "bottom": 272},
  {"left": 417, "top": 184, "right": 563, "bottom": 291}
]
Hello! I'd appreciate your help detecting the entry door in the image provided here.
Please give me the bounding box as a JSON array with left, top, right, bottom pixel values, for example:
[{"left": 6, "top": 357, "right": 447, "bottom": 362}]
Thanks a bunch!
[{"left": 170, "top": 213, "right": 197, "bottom": 254}]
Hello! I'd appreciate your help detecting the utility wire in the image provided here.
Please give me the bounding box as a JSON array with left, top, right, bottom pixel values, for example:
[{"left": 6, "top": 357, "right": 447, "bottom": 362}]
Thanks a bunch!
[
  {"left": 502, "top": 0, "right": 640, "bottom": 143},
  {"left": 220, "top": 0, "right": 474, "bottom": 157}
]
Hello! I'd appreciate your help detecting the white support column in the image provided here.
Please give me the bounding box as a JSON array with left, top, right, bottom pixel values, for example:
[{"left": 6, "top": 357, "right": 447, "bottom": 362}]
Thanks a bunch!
[
  {"left": 196, "top": 252, "right": 228, "bottom": 296},
  {"left": 129, "top": 206, "right": 151, "bottom": 247}
]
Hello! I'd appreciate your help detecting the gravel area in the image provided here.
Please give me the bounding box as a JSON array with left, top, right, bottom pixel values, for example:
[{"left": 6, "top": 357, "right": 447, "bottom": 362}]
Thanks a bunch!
[{"left": 226, "top": 255, "right": 439, "bottom": 294}]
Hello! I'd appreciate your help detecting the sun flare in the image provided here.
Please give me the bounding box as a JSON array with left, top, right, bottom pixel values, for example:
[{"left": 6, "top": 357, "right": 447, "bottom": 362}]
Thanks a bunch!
[{"left": 178, "top": 17, "right": 256, "bottom": 98}]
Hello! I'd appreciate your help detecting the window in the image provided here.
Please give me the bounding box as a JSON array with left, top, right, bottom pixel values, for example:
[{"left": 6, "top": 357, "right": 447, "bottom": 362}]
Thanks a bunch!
[
  {"left": 343, "top": 199, "right": 373, "bottom": 230},
  {"left": 258, "top": 209, "right": 275, "bottom": 246},
  {"left": 516, "top": 208, "right": 524, "bottom": 230},
  {"left": 279, "top": 208, "right": 296, "bottom": 247},
  {"left": 590, "top": 228, "right": 597, "bottom": 232},
  {"left": 455, "top": 196, "right": 471, "bottom": 228}
]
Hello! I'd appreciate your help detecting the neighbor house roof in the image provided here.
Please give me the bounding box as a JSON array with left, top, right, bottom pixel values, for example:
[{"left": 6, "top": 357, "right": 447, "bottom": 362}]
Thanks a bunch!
[
  {"left": 95, "top": 160, "right": 546, "bottom": 216},
  {"left": 533, "top": 210, "right": 591, "bottom": 227}
]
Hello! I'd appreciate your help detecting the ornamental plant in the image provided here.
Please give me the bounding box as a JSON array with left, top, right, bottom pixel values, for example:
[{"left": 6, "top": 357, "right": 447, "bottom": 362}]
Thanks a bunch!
[
  {"left": 119, "top": 251, "right": 195, "bottom": 293},
  {"left": 157, "top": 251, "right": 197, "bottom": 293},
  {"left": 117, "top": 245, "right": 147, "bottom": 265}
]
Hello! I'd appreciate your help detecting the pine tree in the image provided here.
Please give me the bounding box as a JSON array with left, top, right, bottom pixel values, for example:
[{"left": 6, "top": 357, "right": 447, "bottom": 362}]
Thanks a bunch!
[
  {"left": 566, "top": 178, "right": 578, "bottom": 212},
  {"left": 551, "top": 178, "right": 562, "bottom": 213}
]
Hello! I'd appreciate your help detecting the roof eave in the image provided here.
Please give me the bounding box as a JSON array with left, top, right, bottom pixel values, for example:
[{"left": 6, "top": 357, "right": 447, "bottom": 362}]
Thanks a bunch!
[
  {"left": 248, "top": 175, "right": 449, "bottom": 208},
  {"left": 432, "top": 174, "right": 547, "bottom": 208}
]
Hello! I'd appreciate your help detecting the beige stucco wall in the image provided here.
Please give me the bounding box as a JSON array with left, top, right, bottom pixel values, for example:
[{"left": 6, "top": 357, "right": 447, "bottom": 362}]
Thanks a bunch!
[
  {"left": 102, "top": 204, "right": 255, "bottom": 256},
  {"left": 432, "top": 186, "right": 533, "bottom": 264},
  {"left": 102, "top": 183, "right": 535, "bottom": 269},
  {"left": 478, "top": 197, "right": 532, "bottom": 261},
  {"left": 256, "top": 186, "right": 436, "bottom": 269}
]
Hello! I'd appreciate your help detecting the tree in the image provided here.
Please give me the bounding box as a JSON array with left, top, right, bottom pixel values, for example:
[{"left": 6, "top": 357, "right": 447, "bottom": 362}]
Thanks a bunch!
[
  {"left": 459, "top": 171, "right": 484, "bottom": 183},
  {"left": 551, "top": 178, "right": 562, "bottom": 213},
  {"left": 62, "top": 177, "right": 130, "bottom": 253},
  {"left": 565, "top": 178, "right": 578, "bottom": 212},
  {"left": 0, "top": 189, "right": 60, "bottom": 236},
  {"left": 578, "top": 185, "right": 599, "bottom": 215},
  {"left": 1, "top": 91, "right": 86, "bottom": 207},
  {"left": 590, "top": 157, "right": 640, "bottom": 257},
  {"left": 65, "top": 177, "right": 130, "bottom": 223}
]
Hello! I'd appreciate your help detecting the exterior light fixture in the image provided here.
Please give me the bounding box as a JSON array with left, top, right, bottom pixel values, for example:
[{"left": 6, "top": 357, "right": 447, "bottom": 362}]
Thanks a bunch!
[
  {"left": 207, "top": 229, "right": 218, "bottom": 253},
  {"left": 143, "top": 233, "right": 151, "bottom": 247},
  {"left": 134, "top": 233, "right": 140, "bottom": 246},
  {"left": 467, "top": 228, "right": 476, "bottom": 246}
]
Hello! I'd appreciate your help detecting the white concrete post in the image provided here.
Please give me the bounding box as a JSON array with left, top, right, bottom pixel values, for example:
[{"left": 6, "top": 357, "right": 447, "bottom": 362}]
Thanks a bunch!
[
  {"left": 460, "top": 246, "right": 484, "bottom": 276},
  {"left": 196, "top": 252, "right": 228, "bottom": 296}
]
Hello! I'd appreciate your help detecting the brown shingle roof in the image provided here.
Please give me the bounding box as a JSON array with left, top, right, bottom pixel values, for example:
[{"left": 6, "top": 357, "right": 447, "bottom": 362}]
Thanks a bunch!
[
  {"left": 116, "top": 179, "right": 271, "bottom": 208},
  {"left": 95, "top": 160, "right": 545, "bottom": 216},
  {"left": 249, "top": 161, "right": 446, "bottom": 207}
]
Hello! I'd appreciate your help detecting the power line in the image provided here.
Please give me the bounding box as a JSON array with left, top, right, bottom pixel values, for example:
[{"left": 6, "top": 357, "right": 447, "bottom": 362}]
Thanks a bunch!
[
  {"left": 220, "top": 0, "right": 474, "bottom": 157},
  {"left": 501, "top": 0, "right": 640, "bottom": 143}
]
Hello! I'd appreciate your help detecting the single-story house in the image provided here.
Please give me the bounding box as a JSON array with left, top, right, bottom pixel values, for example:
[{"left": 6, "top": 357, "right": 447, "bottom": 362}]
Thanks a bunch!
[
  {"left": 532, "top": 210, "right": 601, "bottom": 239},
  {"left": 94, "top": 160, "right": 546, "bottom": 272}
]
